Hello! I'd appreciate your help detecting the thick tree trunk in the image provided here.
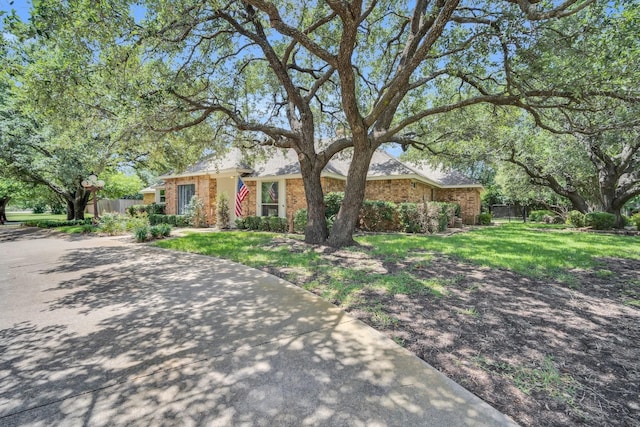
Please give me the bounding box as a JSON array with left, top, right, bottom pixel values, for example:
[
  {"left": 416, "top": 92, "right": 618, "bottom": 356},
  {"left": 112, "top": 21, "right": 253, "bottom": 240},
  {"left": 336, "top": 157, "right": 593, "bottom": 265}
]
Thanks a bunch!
[
  {"left": 300, "top": 153, "right": 328, "bottom": 244},
  {"left": 327, "top": 147, "right": 376, "bottom": 247},
  {"left": 0, "top": 196, "right": 9, "bottom": 224},
  {"left": 65, "top": 189, "right": 90, "bottom": 220}
]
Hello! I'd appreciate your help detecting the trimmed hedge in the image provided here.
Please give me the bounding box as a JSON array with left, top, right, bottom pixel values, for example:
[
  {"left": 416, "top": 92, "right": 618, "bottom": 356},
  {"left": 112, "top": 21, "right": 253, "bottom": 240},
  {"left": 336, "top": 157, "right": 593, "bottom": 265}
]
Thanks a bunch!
[
  {"left": 126, "top": 203, "right": 166, "bottom": 216},
  {"left": 148, "top": 214, "right": 189, "bottom": 227},
  {"left": 293, "top": 199, "right": 460, "bottom": 235},
  {"left": 24, "top": 218, "right": 93, "bottom": 228},
  {"left": 585, "top": 212, "right": 617, "bottom": 230},
  {"left": 235, "top": 216, "right": 288, "bottom": 232}
]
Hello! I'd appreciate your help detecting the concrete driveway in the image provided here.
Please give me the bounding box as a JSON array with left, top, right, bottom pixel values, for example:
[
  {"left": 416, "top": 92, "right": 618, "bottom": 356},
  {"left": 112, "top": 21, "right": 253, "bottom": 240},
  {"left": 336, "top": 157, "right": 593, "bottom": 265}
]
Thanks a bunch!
[{"left": 0, "top": 227, "right": 517, "bottom": 426}]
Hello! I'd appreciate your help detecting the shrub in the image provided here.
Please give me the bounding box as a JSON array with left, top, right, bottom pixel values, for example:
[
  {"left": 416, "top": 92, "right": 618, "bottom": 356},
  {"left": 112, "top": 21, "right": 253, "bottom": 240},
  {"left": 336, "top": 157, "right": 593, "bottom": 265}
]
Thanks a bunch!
[
  {"left": 359, "top": 200, "right": 397, "bottom": 232},
  {"left": 147, "top": 203, "right": 166, "bottom": 215},
  {"left": 293, "top": 209, "right": 307, "bottom": 233},
  {"left": 184, "top": 196, "right": 207, "bottom": 228},
  {"left": 99, "top": 212, "right": 128, "bottom": 235},
  {"left": 133, "top": 225, "right": 150, "bottom": 242},
  {"left": 176, "top": 215, "right": 190, "bottom": 227},
  {"left": 235, "top": 217, "right": 247, "bottom": 229},
  {"left": 259, "top": 217, "right": 271, "bottom": 231},
  {"left": 269, "top": 216, "right": 288, "bottom": 233},
  {"left": 149, "top": 225, "right": 163, "bottom": 239},
  {"left": 156, "top": 223, "right": 172, "bottom": 237},
  {"left": 24, "top": 218, "right": 93, "bottom": 228},
  {"left": 216, "top": 193, "right": 230, "bottom": 229},
  {"left": 80, "top": 224, "right": 95, "bottom": 233},
  {"left": 126, "top": 204, "right": 146, "bottom": 217},
  {"left": 542, "top": 214, "right": 563, "bottom": 224},
  {"left": 631, "top": 213, "right": 640, "bottom": 229},
  {"left": 566, "top": 211, "right": 585, "bottom": 228},
  {"left": 126, "top": 213, "right": 150, "bottom": 231},
  {"left": 245, "top": 216, "right": 262, "bottom": 230},
  {"left": 529, "top": 210, "right": 555, "bottom": 222},
  {"left": 398, "top": 203, "right": 422, "bottom": 233},
  {"left": 478, "top": 213, "right": 492, "bottom": 225},
  {"left": 50, "top": 203, "right": 66, "bottom": 215},
  {"left": 324, "top": 192, "right": 344, "bottom": 219},
  {"left": 32, "top": 202, "right": 47, "bottom": 214},
  {"left": 585, "top": 212, "right": 617, "bottom": 230}
]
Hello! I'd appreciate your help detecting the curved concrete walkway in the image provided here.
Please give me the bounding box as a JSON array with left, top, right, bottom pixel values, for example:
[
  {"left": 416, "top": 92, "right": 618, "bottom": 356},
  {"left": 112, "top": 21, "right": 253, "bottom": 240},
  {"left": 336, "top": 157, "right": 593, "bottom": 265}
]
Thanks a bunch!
[{"left": 0, "top": 227, "right": 518, "bottom": 426}]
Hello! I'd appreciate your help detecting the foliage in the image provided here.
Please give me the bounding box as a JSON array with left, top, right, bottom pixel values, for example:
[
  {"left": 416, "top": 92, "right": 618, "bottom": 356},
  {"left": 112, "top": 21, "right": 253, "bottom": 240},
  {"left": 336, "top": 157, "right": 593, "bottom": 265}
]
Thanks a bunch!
[
  {"left": 398, "top": 203, "right": 422, "bottom": 233},
  {"left": 148, "top": 214, "right": 187, "bottom": 227},
  {"left": 478, "top": 213, "right": 492, "bottom": 225},
  {"left": 566, "top": 211, "right": 586, "bottom": 228},
  {"left": 240, "top": 216, "right": 288, "bottom": 233},
  {"left": 632, "top": 213, "right": 640, "bottom": 229},
  {"left": 155, "top": 223, "right": 172, "bottom": 237},
  {"left": 134, "top": 225, "right": 151, "bottom": 242},
  {"left": 529, "top": 210, "right": 556, "bottom": 222},
  {"left": 235, "top": 217, "right": 247, "bottom": 230},
  {"left": 127, "top": 203, "right": 166, "bottom": 216},
  {"left": 102, "top": 172, "right": 145, "bottom": 200},
  {"left": 216, "top": 192, "right": 230, "bottom": 229},
  {"left": 293, "top": 209, "right": 307, "bottom": 234},
  {"left": 584, "top": 212, "right": 617, "bottom": 230},
  {"left": 359, "top": 201, "right": 398, "bottom": 232},
  {"left": 23, "top": 218, "right": 93, "bottom": 228},
  {"left": 324, "top": 193, "right": 344, "bottom": 220},
  {"left": 183, "top": 196, "right": 207, "bottom": 228},
  {"left": 98, "top": 212, "right": 128, "bottom": 236}
]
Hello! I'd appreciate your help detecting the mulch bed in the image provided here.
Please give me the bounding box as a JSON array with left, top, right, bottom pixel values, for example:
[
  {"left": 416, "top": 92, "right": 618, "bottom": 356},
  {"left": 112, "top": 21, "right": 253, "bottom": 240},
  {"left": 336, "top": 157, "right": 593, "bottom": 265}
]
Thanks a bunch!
[{"left": 264, "top": 237, "right": 640, "bottom": 427}]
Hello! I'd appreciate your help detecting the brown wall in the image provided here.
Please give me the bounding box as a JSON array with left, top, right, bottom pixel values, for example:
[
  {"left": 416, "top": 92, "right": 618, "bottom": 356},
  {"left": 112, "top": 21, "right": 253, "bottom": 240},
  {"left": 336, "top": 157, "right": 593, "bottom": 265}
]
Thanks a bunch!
[
  {"left": 165, "top": 174, "right": 481, "bottom": 226},
  {"left": 164, "top": 176, "right": 217, "bottom": 225},
  {"left": 142, "top": 193, "right": 155, "bottom": 205},
  {"left": 365, "top": 179, "right": 435, "bottom": 204},
  {"left": 436, "top": 188, "right": 482, "bottom": 224}
]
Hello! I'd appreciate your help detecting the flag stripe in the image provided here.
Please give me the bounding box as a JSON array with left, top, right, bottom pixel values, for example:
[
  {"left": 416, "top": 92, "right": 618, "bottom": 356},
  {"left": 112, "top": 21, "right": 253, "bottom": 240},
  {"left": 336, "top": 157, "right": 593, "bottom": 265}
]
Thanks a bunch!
[{"left": 235, "top": 178, "right": 249, "bottom": 217}]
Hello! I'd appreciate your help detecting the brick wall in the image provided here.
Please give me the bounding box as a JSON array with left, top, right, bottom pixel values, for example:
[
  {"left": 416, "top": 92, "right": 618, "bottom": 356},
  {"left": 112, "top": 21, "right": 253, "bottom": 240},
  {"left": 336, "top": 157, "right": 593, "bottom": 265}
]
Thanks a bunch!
[
  {"left": 436, "top": 188, "right": 482, "bottom": 224},
  {"left": 164, "top": 176, "right": 216, "bottom": 225},
  {"left": 322, "top": 177, "right": 346, "bottom": 193},
  {"left": 142, "top": 193, "right": 155, "bottom": 205},
  {"left": 365, "top": 179, "right": 436, "bottom": 204},
  {"left": 241, "top": 180, "right": 257, "bottom": 217}
]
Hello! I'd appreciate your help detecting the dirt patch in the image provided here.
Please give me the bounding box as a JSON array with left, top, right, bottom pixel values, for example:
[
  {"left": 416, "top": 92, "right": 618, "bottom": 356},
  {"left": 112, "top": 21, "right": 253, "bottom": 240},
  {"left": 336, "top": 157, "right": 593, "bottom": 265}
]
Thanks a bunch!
[{"left": 264, "top": 238, "right": 640, "bottom": 427}]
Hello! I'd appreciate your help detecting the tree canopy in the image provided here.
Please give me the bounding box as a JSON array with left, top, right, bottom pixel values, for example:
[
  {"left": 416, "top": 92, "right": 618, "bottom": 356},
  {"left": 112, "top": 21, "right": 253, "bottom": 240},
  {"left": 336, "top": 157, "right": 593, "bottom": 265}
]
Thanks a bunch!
[{"left": 5, "top": 1, "right": 639, "bottom": 242}]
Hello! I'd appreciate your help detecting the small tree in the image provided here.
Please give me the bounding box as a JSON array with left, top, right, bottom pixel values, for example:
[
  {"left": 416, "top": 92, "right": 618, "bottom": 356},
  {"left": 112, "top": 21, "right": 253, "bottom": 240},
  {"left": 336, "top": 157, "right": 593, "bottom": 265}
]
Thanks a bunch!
[
  {"left": 216, "top": 192, "right": 230, "bottom": 229},
  {"left": 184, "top": 196, "right": 207, "bottom": 228}
]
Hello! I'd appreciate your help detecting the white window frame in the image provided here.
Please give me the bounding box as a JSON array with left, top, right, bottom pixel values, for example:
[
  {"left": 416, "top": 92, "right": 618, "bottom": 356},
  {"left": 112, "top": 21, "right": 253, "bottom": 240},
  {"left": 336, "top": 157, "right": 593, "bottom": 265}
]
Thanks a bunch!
[{"left": 256, "top": 180, "right": 285, "bottom": 217}]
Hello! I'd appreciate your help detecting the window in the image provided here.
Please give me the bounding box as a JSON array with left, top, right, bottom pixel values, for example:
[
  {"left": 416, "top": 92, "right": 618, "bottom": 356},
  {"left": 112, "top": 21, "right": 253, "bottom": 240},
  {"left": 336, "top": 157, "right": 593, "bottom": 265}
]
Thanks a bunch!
[
  {"left": 177, "top": 184, "right": 195, "bottom": 214},
  {"left": 159, "top": 189, "right": 166, "bottom": 203},
  {"left": 261, "top": 181, "right": 279, "bottom": 216}
]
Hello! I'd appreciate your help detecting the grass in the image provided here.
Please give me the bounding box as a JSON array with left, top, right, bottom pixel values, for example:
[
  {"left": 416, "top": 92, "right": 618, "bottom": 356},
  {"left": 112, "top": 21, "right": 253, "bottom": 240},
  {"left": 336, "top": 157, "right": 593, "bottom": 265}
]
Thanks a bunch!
[
  {"left": 154, "top": 224, "right": 640, "bottom": 305},
  {"left": 358, "top": 223, "right": 640, "bottom": 280},
  {"left": 474, "top": 355, "right": 578, "bottom": 405},
  {"left": 5, "top": 212, "right": 94, "bottom": 222},
  {"left": 6, "top": 212, "right": 68, "bottom": 222}
]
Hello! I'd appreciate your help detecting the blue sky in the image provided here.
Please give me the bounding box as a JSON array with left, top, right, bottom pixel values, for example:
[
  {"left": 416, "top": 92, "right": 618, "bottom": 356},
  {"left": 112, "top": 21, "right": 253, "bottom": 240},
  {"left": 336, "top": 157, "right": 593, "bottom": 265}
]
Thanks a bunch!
[{"left": 0, "top": 0, "right": 31, "bottom": 22}]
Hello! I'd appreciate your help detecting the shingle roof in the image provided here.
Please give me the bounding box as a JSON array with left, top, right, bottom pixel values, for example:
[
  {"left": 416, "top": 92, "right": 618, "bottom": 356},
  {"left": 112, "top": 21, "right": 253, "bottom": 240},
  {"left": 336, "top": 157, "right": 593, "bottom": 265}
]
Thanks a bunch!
[{"left": 163, "top": 147, "right": 481, "bottom": 188}]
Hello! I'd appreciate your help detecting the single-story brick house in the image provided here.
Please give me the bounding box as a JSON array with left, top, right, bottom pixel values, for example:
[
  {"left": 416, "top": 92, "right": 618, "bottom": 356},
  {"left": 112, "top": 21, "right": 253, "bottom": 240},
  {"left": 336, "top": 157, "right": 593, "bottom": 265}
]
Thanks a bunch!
[{"left": 150, "top": 148, "right": 483, "bottom": 226}]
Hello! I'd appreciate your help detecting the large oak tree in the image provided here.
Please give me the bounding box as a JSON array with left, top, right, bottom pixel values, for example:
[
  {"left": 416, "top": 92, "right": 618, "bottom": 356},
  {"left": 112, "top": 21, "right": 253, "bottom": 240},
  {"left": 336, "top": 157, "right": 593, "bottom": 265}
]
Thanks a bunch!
[{"left": 27, "top": 0, "right": 636, "bottom": 245}]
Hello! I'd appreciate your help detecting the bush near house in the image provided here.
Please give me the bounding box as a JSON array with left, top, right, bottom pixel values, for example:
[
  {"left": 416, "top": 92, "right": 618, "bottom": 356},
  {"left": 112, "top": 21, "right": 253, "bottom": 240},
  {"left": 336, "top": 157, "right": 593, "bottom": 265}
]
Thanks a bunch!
[
  {"left": 585, "top": 212, "right": 617, "bottom": 230},
  {"left": 126, "top": 203, "right": 166, "bottom": 216},
  {"left": 236, "top": 216, "right": 288, "bottom": 232},
  {"left": 23, "top": 218, "right": 93, "bottom": 228},
  {"left": 293, "top": 194, "right": 460, "bottom": 235},
  {"left": 477, "top": 213, "right": 492, "bottom": 225}
]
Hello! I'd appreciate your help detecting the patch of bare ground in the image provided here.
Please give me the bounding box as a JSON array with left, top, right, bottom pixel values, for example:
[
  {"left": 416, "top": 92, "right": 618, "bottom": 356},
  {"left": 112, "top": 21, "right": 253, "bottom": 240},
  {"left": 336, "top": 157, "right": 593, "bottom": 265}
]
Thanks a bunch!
[{"left": 264, "top": 237, "right": 640, "bottom": 427}]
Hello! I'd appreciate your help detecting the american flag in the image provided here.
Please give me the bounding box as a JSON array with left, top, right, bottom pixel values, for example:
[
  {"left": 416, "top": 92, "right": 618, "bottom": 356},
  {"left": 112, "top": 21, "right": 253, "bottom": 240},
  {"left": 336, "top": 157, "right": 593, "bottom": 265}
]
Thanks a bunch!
[
  {"left": 235, "top": 178, "right": 249, "bottom": 217},
  {"left": 268, "top": 182, "right": 277, "bottom": 202}
]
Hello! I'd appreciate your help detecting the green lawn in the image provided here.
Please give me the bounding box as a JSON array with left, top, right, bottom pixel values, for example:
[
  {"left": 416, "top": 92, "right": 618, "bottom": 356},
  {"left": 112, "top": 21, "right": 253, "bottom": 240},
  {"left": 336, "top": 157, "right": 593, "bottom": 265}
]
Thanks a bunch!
[
  {"left": 154, "top": 224, "right": 640, "bottom": 303},
  {"left": 6, "top": 212, "right": 69, "bottom": 222},
  {"left": 5, "top": 212, "right": 95, "bottom": 222}
]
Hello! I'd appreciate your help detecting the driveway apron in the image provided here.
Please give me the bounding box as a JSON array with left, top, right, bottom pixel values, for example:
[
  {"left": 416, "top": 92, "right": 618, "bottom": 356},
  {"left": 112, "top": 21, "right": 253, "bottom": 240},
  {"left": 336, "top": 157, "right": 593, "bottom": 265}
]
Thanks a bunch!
[{"left": 0, "top": 227, "right": 518, "bottom": 426}]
